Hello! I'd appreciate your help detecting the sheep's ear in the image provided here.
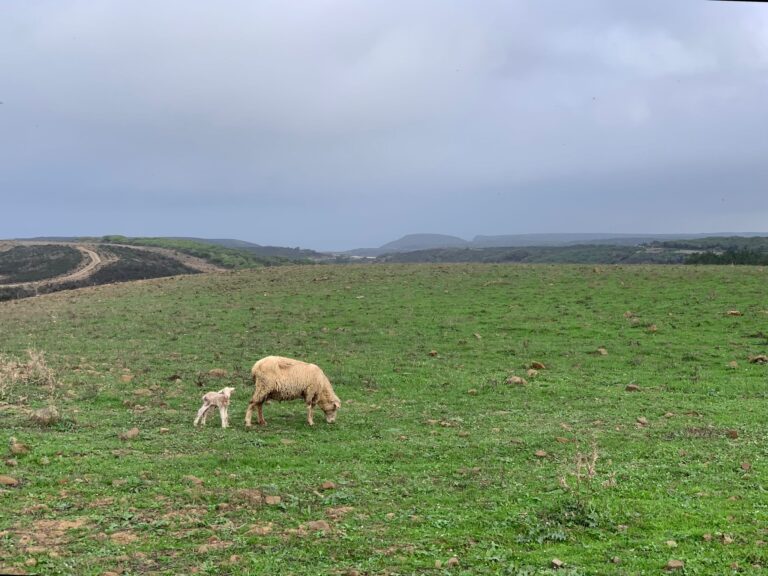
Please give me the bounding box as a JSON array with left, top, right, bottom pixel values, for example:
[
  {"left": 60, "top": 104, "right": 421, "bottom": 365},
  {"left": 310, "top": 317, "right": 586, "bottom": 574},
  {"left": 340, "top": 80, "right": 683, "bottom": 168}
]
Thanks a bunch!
[{"left": 334, "top": 400, "right": 341, "bottom": 409}]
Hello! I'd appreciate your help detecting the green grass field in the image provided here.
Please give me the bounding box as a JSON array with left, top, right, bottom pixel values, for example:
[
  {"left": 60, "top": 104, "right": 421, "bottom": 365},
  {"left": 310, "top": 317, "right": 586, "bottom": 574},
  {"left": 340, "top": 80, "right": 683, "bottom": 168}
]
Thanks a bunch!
[{"left": 1, "top": 264, "right": 767, "bottom": 575}]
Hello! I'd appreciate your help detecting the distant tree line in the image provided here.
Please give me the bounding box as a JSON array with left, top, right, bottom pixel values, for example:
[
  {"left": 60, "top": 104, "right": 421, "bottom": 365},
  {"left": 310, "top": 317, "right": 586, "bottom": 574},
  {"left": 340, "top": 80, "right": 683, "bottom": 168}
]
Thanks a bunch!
[{"left": 685, "top": 248, "right": 768, "bottom": 266}]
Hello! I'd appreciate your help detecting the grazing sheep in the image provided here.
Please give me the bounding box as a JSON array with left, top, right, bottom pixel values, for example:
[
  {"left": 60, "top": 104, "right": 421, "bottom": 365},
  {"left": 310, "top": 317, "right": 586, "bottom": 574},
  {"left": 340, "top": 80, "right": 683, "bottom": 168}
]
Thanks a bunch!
[
  {"left": 194, "top": 387, "right": 235, "bottom": 428},
  {"left": 245, "top": 356, "right": 340, "bottom": 427}
]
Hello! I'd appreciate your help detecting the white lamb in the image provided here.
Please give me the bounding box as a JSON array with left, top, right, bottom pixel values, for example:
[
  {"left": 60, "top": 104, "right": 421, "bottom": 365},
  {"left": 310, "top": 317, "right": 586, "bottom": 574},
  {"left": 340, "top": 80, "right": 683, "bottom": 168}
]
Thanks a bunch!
[
  {"left": 245, "top": 356, "right": 340, "bottom": 427},
  {"left": 194, "top": 387, "right": 235, "bottom": 428}
]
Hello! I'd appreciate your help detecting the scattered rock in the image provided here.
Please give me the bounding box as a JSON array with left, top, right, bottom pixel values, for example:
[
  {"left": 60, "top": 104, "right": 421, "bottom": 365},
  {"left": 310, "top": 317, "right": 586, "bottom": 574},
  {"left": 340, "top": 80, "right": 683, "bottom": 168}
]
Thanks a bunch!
[
  {"left": 9, "top": 437, "right": 30, "bottom": 456},
  {"left": 665, "top": 560, "right": 684, "bottom": 571},
  {"left": 247, "top": 523, "right": 273, "bottom": 536},
  {"left": 30, "top": 406, "right": 60, "bottom": 426},
  {"left": 636, "top": 417, "right": 649, "bottom": 426},
  {"left": 703, "top": 533, "right": 713, "bottom": 542},
  {"left": 726, "top": 430, "right": 739, "bottom": 439},
  {"left": 234, "top": 488, "right": 263, "bottom": 504},
  {"left": 625, "top": 384, "right": 641, "bottom": 392},
  {"left": 132, "top": 388, "right": 152, "bottom": 397},
  {"left": 664, "top": 412, "right": 675, "bottom": 418},
  {"left": 208, "top": 368, "right": 228, "bottom": 378},
  {"left": 551, "top": 558, "right": 565, "bottom": 569},
  {"left": 506, "top": 375, "right": 527, "bottom": 386},
  {"left": 726, "top": 310, "right": 743, "bottom": 317},
  {"left": 5, "top": 458, "right": 17, "bottom": 467},
  {"left": 320, "top": 481, "right": 336, "bottom": 491},
  {"left": 0, "top": 475, "right": 19, "bottom": 487},
  {"left": 610, "top": 557, "right": 621, "bottom": 564},
  {"left": 183, "top": 475, "right": 204, "bottom": 486},
  {"left": 530, "top": 361, "right": 546, "bottom": 370},
  {"left": 434, "top": 560, "right": 442, "bottom": 569},
  {"left": 555, "top": 437, "right": 570, "bottom": 444},
  {"left": 741, "top": 462, "right": 752, "bottom": 471},
  {"left": 326, "top": 506, "right": 354, "bottom": 520},
  {"left": 446, "top": 557, "right": 459, "bottom": 568},
  {"left": 749, "top": 355, "right": 768, "bottom": 364},
  {"left": 305, "top": 520, "right": 331, "bottom": 533},
  {"left": 467, "top": 389, "right": 478, "bottom": 395},
  {"left": 281, "top": 438, "right": 296, "bottom": 445},
  {"left": 722, "top": 534, "right": 734, "bottom": 544},
  {"left": 666, "top": 540, "right": 678, "bottom": 548},
  {"left": 728, "top": 361, "right": 739, "bottom": 369},
  {"left": 159, "top": 428, "right": 170, "bottom": 434},
  {"left": 534, "top": 450, "right": 548, "bottom": 458},
  {"left": 624, "top": 311, "right": 635, "bottom": 318},
  {"left": 264, "top": 495, "right": 282, "bottom": 505},
  {"left": 526, "top": 369, "right": 538, "bottom": 377},
  {"left": 647, "top": 324, "right": 658, "bottom": 333},
  {"left": 118, "top": 428, "right": 140, "bottom": 441},
  {"left": 596, "top": 347, "right": 608, "bottom": 356},
  {"left": 428, "top": 350, "right": 438, "bottom": 357}
]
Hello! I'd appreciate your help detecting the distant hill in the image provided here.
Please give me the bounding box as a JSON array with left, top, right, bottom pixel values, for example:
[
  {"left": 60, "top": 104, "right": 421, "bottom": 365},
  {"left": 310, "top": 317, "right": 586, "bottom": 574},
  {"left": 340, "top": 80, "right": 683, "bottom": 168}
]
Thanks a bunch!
[
  {"left": 375, "top": 234, "right": 768, "bottom": 265},
  {"left": 346, "top": 232, "right": 768, "bottom": 256},
  {"left": 169, "top": 237, "right": 328, "bottom": 260},
  {"left": 380, "top": 234, "right": 468, "bottom": 252},
  {"left": 170, "top": 237, "right": 262, "bottom": 249},
  {"left": 345, "top": 234, "right": 469, "bottom": 257},
  {"left": 472, "top": 232, "right": 768, "bottom": 247}
]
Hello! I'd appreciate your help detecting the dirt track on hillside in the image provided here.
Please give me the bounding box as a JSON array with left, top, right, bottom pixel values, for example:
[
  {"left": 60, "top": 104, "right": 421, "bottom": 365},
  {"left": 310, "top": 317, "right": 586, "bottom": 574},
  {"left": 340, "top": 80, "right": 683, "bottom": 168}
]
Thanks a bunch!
[{"left": 0, "top": 241, "right": 225, "bottom": 290}]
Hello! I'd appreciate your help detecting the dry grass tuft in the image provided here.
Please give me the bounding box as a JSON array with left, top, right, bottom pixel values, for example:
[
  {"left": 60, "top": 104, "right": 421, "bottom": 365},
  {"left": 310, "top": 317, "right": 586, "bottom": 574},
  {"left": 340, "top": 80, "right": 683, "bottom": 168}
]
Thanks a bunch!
[
  {"left": 559, "top": 443, "right": 617, "bottom": 491},
  {"left": 0, "top": 349, "right": 58, "bottom": 404}
]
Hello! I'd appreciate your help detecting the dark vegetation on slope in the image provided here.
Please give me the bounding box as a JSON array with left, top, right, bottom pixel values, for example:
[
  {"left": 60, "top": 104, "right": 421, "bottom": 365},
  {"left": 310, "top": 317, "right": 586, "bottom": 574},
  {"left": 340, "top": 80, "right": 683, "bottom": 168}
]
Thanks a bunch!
[
  {"left": 0, "top": 245, "right": 199, "bottom": 302},
  {"left": 0, "top": 244, "right": 83, "bottom": 284}
]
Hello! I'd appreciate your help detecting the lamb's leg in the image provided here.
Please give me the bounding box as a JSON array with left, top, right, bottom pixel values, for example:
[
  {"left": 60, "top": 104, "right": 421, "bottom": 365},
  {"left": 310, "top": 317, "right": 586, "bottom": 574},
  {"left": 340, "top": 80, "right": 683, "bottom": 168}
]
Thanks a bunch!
[
  {"left": 220, "top": 405, "right": 229, "bottom": 428},
  {"left": 306, "top": 403, "right": 314, "bottom": 426},
  {"left": 201, "top": 405, "right": 213, "bottom": 426},
  {"left": 194, "top": 402, "right": 210, "bottom": 427}
]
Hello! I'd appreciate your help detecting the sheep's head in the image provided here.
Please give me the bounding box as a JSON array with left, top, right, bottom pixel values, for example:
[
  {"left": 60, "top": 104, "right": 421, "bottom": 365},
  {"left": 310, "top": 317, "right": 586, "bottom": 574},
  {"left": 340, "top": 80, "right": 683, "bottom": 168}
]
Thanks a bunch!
[{"left": 320, "top": 395, "right": 341, "bottom": 423}]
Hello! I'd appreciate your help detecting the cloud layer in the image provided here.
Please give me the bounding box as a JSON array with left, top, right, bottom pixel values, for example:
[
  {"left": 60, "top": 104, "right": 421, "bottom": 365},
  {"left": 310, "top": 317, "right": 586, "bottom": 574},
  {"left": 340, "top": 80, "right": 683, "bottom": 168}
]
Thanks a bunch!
[{"left": 1, "top": 0, "right": 767, "bottom": 249}]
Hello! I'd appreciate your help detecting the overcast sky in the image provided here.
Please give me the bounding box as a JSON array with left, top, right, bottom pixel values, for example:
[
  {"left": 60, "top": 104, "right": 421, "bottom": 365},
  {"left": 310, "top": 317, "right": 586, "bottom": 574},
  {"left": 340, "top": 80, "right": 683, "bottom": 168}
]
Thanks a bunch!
[{"left": 1, "top": 1, "right": 767, "bottom": 250}]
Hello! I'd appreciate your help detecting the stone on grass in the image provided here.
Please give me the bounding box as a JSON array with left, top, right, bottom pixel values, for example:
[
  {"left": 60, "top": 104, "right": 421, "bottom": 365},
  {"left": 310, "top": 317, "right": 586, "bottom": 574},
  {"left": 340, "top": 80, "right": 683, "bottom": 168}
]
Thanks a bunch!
[
  {"left": 118, "top": 428, "right": 140, "bottom": 441},
  {"left": 31, "top": 406, "right": 60, "bottom": 427}
]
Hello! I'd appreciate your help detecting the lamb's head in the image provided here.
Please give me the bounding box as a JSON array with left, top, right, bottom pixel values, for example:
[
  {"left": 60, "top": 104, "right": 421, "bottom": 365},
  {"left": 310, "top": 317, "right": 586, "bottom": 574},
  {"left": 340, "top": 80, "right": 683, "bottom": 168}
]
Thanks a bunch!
[
  {"left": 219, "top": 387, "right": 236, "bottom": 399},
  {"left": 319, "top": 394, "right": 341, "bottom": 424}
]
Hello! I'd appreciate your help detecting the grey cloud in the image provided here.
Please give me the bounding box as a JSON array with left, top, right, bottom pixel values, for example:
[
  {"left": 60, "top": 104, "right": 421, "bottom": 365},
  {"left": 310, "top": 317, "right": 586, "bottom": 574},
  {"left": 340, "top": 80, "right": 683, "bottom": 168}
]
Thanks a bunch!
[{"left": 0, "top": 0, "right": 766, "bottom": 250}]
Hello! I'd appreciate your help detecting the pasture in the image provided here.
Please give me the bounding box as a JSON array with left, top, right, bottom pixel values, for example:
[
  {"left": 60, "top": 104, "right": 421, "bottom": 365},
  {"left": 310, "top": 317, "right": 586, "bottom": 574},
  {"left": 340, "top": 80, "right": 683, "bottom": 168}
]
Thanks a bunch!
[{"left": 0, "top": 264, "right": 766, "bottom": 575}]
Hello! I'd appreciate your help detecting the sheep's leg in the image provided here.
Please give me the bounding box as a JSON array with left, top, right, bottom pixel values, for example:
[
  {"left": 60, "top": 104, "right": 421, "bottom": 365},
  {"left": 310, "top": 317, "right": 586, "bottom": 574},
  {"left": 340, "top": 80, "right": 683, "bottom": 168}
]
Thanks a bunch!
[
  {"left": 246, "top": 399, "right": 267, "bottom": 427},
  {"left": 256, "top": 402, "right": 266, "bottom": 426},
  {"left": 220, "top": 405, "right": 229, "bottom": 428},
  {"left": 306, "top": 403, "right": 314, "bottom": 426},
  {"left": 194, "top": 402, "right": 210, "bottom": 427}
]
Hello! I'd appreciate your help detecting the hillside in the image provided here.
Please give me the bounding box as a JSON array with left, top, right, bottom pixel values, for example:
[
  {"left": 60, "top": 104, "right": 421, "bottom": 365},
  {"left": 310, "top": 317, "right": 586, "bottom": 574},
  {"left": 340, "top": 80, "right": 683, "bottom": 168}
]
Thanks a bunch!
[
  {"left": 0, "top": 236, "right": 323, "bottom": 301},
  {"left": 348, "top": 232, "right": 768, "bottom": 256},
  {"left": 377, "top": 244, "right": 686, "bottom": 264},
  {"left": 0, "top": 264, "right": 766, "bottom": 574}
]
